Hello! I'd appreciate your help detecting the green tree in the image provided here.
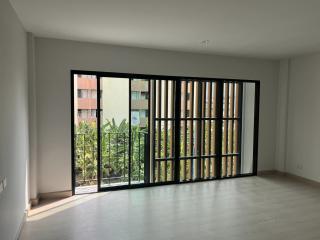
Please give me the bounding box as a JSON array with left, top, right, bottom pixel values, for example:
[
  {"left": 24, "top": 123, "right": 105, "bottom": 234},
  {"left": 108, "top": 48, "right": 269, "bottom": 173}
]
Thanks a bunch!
[{"left": 75, "top": 118, "right": 148, "bottom": 186}]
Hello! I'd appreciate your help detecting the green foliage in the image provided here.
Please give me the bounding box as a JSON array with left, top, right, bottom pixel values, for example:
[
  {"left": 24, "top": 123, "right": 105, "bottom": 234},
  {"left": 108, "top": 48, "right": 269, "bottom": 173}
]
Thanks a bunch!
[
  {"left": 75, "top": 118, "right": 147, "bottom": 186},
  {"left": 75, "top": 121, "right": 97, "bottom": 186}
]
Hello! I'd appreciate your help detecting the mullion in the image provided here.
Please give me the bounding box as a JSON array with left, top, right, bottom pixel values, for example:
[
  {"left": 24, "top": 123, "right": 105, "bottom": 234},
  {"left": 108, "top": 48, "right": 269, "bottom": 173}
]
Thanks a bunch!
[
  {"left": 174, "top": 80, "right": 181, "bottom": 183},
  {"left": 128, "top": 78, "right": 132, "bottom": 185},
  {"left": 190, "top": 80, "right": 194, "bottom": 179},
  {"left": 211, "top": 83, "right": 216, "bottom": 177},
  {"left": 227, "top": 83, "right": 231, "bottom": 176},
  {"left": 183, "top": 81, "right": 188, "bottom": 180},
  {"left": 180, "top": 81, "right": 184, "bottom": 180},
  {"left": 96, "top": 75, "right": 101, "bottom": 190},
  {"left": 253, "top": 83, "right": 260, "bottom": 175},
  {"left": 202, "top": 82, "right": 207, "bottom": 178},
  {"left": 222, "top": 117, "right": 240, "bottom": 120},
  {"left": 138, "top": 132, "right": 141, "bottom": 182},
  {"left": 221, "top": 153, "right": 240, "bottom": 157},
  {"left": 152, "top": 80, "right": 156, "bottom": 183},
  {"left": 169, "top": 117, "right": 240, "bottom": 120},
  {"left": 170, "top": 81, "right": 175, "bottom": 180},
  {"left": 222, "top": 83, "right": 228, "bottom": 177},
  {"left": 208, "top": 82, "right": 212, "bottom": 178},
  {"left": 179, "top": 155, "right": 217, "bottom": 160},
  {"left": 180, "top": 117, "right": 219, "bottom": 120},
  {"left": 164, "top": 80, "right": 168, "bottom": 181},
  {"left": 215, "top": 81, "right": 223, "bottom": 179},
  {"left": 155, "top": 157, "right": 174, "bottom": 161},
  {"left": 231, "top": 82, "right": 235, "bottom": 175},
  {"left": 193, "top": 81, "right": 199, "bottom": 179},
  {"left": 155, "top": 117, "right": 175, "bottom": 120},
  {"left": 157, "top": 80, "right": 162, "bottom": 182},
  {"left": 237, "top": 83, "right": 243, "bottom": 175},
  {"left": 108, "top": 133, "right": 111, "bottom": 185},
  {"left": 234, "top": 84, "right": 239, "bottom": 174},
  {"left": 196, "top": 82, "right": 202, "bottom": 179},
  {"left": 170, "top": 117, "right": 240, "bottom": 120}
]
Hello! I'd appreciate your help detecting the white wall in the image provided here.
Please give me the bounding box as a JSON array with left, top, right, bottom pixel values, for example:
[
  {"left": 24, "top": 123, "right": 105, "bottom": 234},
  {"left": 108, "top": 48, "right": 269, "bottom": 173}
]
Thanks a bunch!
[
  {"left": 0, "top": 0, "right": 28, "bottom": 239},
  {"left": 275, "top": 60, "right": 289, "bottom": 172},
  {"left": 285, "top": 54, "right": 320, "bottom": 182},
  {"left": 27, "top": 33, "right": 38, "bottom": 202},
  {"left": 34, "top": 37, "right": 279, "bottom": 193}
]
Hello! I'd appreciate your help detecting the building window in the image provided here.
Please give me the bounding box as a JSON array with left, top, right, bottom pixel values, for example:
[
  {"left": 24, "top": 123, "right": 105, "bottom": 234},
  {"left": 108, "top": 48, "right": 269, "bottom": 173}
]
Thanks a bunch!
[
  {"left": 78, "top": 89, "right": 88, "bottom": 98},
  {"left": 131, "top": 110, "right": 140, "bottom": 126},
  {"left": 91, "top": 90, "right": 97, "bottom": 99},
  {"left": 83, "top": 110, "right": 88, "bottom": 118},
  {"left": 77, "top": 109, "right": 97, "bottom": 118},
  {"left": 140, "top": 110, "right": 146, "bottom": 118},
  {"left": 131, "top": 91, "right": 140, "bottom": 100},
  {"left": 141, "top": 91, "right": 149, "bottom": 99}
]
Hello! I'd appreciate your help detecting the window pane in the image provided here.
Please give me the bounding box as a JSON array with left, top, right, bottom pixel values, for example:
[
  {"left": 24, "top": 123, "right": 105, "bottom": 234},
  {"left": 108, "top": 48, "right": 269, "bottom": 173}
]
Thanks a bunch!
[
  {"left": 73, "top": 74, "right": 98, "bottom": 194},
  {"left": 240, "top": 82, "right": 256, "bottom": 174}
]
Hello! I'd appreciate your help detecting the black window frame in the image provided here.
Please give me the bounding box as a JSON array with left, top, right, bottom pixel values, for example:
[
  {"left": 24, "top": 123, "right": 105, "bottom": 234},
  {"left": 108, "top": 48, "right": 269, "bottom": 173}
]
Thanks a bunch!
[{"left": 71, "top": 70, "right": 260, "bottom": 194}]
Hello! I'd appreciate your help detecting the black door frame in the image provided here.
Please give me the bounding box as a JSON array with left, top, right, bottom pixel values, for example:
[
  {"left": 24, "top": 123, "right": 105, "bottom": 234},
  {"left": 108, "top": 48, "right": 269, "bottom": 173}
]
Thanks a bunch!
[{"left": 71, "top": 70, "right": 260, "bottom": 194}]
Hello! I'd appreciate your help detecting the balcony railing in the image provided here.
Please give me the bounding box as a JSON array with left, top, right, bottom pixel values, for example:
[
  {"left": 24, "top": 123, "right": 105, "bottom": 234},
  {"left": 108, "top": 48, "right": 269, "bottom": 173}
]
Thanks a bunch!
[{"left": 75, "top": 131, "right": 148, "bottom": 187}]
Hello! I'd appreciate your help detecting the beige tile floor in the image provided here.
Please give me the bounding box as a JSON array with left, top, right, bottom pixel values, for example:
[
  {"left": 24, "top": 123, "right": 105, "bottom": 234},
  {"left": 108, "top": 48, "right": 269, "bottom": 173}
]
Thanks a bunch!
[{"left": 20, "top": 174, "right": 320, "bottom": 240}]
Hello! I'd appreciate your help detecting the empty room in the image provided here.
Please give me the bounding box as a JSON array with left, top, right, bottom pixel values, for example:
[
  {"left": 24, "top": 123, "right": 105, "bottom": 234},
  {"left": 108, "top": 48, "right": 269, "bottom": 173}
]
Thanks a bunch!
[{"left": 1, "top": 0, "right": 320, "bottom": 239}]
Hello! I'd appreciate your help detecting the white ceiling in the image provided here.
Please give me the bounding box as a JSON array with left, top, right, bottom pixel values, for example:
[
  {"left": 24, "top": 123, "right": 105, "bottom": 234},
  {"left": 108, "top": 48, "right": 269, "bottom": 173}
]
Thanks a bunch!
[{"left": 10, "top": 0, "right": 320, "bottom": 59}]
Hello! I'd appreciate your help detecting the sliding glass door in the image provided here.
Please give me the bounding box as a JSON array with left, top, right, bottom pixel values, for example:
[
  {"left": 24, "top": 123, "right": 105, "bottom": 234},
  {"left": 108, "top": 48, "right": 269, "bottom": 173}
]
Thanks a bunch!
[
  {"left": 72, "top": 71, "right": 260, "bottom": 194},
  {"left": 72, "top": 74, "right": 98, "bottom": 194},
  {"left": 99, "top": 76, "right": 130, "bottom": 188},
  {"left": 130, "top": 79, "right": 150, "bottom": 184},
  {"left": 98, "top": 76, "right": 151, "bottom": 190}
]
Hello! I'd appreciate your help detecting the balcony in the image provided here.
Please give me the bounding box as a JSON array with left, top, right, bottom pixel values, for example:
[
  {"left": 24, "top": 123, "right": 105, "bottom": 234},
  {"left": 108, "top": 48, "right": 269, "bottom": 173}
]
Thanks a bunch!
[{"left": 75, "top": 128, "right": 148, "bottom": 194}]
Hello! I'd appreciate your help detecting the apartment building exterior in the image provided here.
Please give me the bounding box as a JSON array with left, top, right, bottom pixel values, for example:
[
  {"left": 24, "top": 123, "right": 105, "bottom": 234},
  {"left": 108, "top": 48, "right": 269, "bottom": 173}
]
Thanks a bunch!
[
  {"left": 74, "top": 75, "right": 149, "bottom": 127},
  {"left": 74, "top": 74, "right": 98, "bottom": 125}
]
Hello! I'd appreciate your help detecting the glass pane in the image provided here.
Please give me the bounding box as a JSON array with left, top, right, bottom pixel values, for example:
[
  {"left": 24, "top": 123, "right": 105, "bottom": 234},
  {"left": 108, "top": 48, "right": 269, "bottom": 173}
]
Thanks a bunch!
[
  {"left": 130, "top": 79, "right": 149, "bottom": 184},
  {"left": 100, "top": 77, "right": 129, "bottom": 187},
  {"left": 153, "top": 79, "right": 175, "bottom": 183},
  {"left": 178, "top": 80, "right": 218, "bottom": 181},
  {"left": 240, "top": 82, "right": 256, "bottom": 174},
  {"left": 73, "top": 74, "right": 98, "bottom": 194},
  {"left": 221, "top": 82, "right": 247, "bottom": 177}
]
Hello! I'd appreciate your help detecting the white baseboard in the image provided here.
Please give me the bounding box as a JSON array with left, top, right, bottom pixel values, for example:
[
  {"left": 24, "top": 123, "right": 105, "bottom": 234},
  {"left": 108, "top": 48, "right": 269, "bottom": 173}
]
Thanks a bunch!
[
  {"left": 39, "top": 190, "right": 72, "bottom": 200},
  {"left": 257, "top": 170, "right": 280, "bottom": 175},
  {"left": 30, "top": 197, "right": 39, "bottom": 207},
  {"left": 258, "top": 169, "right": 320, "bottom": 187},
  {"left": 283, "top": 172, "right": 320, "bottom": 187}
]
